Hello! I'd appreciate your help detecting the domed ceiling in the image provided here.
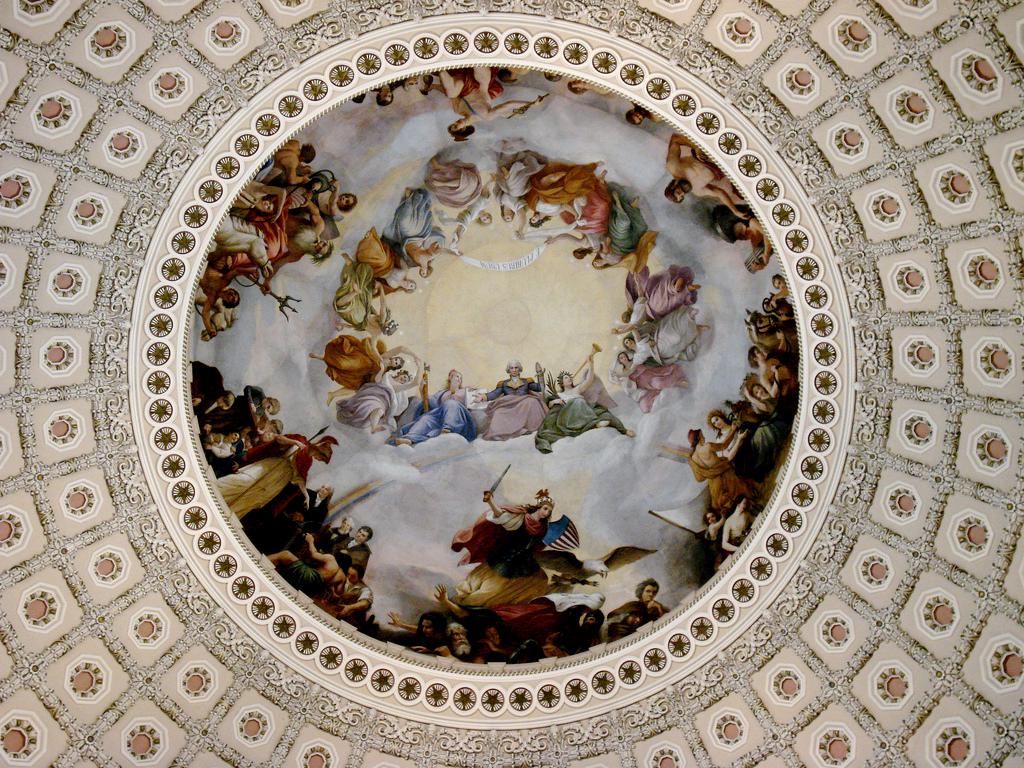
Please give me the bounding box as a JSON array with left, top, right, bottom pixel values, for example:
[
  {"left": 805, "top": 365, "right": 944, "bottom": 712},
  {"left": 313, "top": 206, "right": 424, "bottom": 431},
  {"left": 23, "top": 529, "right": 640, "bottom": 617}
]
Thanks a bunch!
[{"left": 0, "top": 0, "right": 1021, "bottom": 767}]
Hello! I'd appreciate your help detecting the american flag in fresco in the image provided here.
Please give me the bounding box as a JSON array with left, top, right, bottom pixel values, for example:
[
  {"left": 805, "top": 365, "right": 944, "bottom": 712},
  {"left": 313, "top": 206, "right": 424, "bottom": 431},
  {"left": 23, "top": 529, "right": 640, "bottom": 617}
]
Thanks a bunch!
[{"left": 543, "top": 516, "right": 580, "bottom": 552}]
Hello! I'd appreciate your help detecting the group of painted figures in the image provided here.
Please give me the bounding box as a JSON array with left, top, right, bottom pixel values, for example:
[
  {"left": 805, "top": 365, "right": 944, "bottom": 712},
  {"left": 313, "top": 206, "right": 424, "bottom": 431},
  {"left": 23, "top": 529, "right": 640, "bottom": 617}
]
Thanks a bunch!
[
  {"left": 190, "top": 280, "right": 798, "bottom": 664},
  {"left": 347, "top": 67, "right": 771, "bottom": 273},
  {"left": 190, "top": 362, "right": 667, "bottom": 657},
  {"left": 196, "top": 66, "right": 770, "bottom": 338},
  {"left": 190, "top": 67, "right": 796, "bottom": 661},
  {"left": 196, "top": 136, "right": 359, "bottom": 341},
  {"left": 315, "top": 131, "right": 739, "bottom": 450},
  {"left": 188, "top": 360, "right": 657, "bottom": 654},
  {"left": 189, "top": 382, "right": 670, "bottom": 661},
  {"left": 385, "top": 486, "right": 668, "bottom": 662},
  {"left": 289, "top": 482, "right": 669, "bottom": 664},
  {"left": 191, "top": 361, "right": 381, "bottom": 626},
  {"left": 679, "top": 276, "right": 798, "bottom": 572},
  {"left": 195, "top": 66, "right": 775, "bottom": 455}
]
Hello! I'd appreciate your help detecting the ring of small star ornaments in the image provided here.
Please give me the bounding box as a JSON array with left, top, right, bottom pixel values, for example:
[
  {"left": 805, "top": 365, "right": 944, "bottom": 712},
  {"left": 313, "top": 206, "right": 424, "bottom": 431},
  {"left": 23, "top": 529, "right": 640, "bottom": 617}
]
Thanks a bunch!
[{"left": 131, "top": 18, "right": 850, "bottom": 725}]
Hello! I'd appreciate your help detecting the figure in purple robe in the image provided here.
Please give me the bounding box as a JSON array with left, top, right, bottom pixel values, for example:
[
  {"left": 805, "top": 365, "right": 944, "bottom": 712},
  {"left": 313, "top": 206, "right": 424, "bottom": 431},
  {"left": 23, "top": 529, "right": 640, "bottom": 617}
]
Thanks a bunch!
[
  {"left": 624, "top": 265, "right": 699, "bottom": 322},
  {"left": 424, "top": 156, "right": 484, "bottom": 209},
  {"left": 474, "top": 360, "right": 549, "bottom": 441}
]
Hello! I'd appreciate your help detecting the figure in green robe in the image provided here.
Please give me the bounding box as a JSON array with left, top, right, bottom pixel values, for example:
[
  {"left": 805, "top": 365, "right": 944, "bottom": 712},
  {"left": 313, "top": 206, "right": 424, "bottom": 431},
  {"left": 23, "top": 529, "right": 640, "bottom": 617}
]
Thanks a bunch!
[
  {"left": 535, "top": 356, "right": 633, "bottom": 454},
  {"left": 333, "top": 258, "right": 377, "bottom": 331}
]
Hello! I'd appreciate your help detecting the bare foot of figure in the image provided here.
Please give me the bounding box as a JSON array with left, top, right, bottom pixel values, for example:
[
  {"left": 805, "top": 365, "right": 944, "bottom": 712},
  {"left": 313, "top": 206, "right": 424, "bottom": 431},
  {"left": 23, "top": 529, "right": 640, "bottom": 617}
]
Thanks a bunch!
[
  {"left": 626, "top": 429, "right": 636, "bottom": 437},
  {"left": 393, "top": 437, "right": 412, "bottom": 446}
]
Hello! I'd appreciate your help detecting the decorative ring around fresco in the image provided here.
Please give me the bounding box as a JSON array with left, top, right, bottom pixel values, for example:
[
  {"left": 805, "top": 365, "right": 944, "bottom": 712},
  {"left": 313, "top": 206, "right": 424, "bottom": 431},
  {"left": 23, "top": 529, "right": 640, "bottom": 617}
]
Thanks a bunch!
[{"left": 128, "top": 14, "right": 854, "bottom": 728}]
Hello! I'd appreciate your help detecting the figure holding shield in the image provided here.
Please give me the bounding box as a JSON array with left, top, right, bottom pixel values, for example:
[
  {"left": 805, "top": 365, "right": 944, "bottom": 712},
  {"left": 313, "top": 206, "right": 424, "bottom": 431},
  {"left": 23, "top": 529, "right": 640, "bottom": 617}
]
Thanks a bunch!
[{"left": 449, "top": 480, "right": 555, "bottom": 608}]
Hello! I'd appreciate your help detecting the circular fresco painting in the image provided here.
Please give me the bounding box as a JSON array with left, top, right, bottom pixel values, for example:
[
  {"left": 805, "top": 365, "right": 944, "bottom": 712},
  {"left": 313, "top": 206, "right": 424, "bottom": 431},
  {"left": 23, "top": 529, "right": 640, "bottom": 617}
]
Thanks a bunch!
[{"left": 190, "top": 66, "right": 798, "bottom": 665}]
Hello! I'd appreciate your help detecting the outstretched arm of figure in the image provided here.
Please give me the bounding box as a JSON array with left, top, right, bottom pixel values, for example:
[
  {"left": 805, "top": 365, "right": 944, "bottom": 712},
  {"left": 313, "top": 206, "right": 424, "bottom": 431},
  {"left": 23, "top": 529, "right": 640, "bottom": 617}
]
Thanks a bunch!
[
  {"left": 633, "top": 295, "right": 651, "bottom": 323},
  {"left": 435, "top": 209, "right": 461, "bottom": 226},
  {"left": 304, "top": 201, "right": 326, "bottom": 235},
  {"left": 460, "top": 196, "right": 488, "bottom": 225},
  {"left": 613, "top": 296, "right": 649, "bottom": 334},
  {"left": 481, "top": 384, "right": 505, "bottom": 401},
  {"left": 532, "top": 360, "right": 548, "bottom": 387},
  {"left": 521, "top": 223, "right": 575, "bottom": 240},
  {"left": 273, "top": 433, "right": 308, "bottom": 449},
  {"left": 449, "top": 227, "right": 466, "bottom": 255},
  {"left": 267, "top": 550, "right": 299, "bottom": 566},
  {"left": 716, "top": 430, "right": 746, "bottom": 460},
  {"left": 514, "top": 207, "right": 527, "bottom": 238},
  {"left": 706, "top": 181, "right": 749, "bottom": 218},
  {"left": 537, "top": 231, "right": 589, "bottom": 248},
  {"left": 434, "top": 584, "right": 468, "bottom": 618},
  {"left": 577, "top": 359, "right": 595, "bottom": 391},
  {"left": 200, "top": 289, "right": 221, "bottom": 339},
  {"left": 387, "top": 612, "right": 418, "bottom": 632},
  {"left": 373, "top": 285, "right": 389, "bottom": 319},
  {"left": 481, "top": 489, "right": 503, "bottom": 517},
  {"left": 418, "top": 74, "right": 446, "bottom": 96},
  {"left": 482, "top": 97, "right": 538, "bottom": 118},
  {"left": 302, "top": 533, "right": 333, "bottom": 565},
  {"left": 398, "top": 357, "right": 424, "bottom": 391},
  {"left": 335, "top": 597, "right": 371, "bottom": 618},
  {"left": 667, "top": 133, "right": 688, "bottom": 166}
]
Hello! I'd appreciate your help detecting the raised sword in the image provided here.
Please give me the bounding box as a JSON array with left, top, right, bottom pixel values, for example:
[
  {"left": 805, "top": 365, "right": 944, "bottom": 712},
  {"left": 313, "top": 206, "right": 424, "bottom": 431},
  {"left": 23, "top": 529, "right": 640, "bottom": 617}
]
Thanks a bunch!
[{"left": 488, "top": 463, "right": 512, "bottom": 495}]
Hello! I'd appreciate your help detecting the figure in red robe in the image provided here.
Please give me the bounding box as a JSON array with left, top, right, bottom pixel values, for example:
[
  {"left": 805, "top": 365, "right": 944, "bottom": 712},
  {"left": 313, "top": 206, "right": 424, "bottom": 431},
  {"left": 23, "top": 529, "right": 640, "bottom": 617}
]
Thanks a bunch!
[{"left": 449, "top": 488, "right": 555, "bottom": 607}]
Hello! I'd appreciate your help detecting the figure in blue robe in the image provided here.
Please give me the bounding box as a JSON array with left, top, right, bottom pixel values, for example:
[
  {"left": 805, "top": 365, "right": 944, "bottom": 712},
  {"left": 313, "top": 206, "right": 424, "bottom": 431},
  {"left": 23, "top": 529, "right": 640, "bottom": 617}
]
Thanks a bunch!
[
  {"left": 397, "top": 389, "right": 477, "bottom": 444},
  {"left": 381, "top": 187, "right": 446, "bottom": 275},
  {"left": 394, "top": 371, "right": 477, "bottom": 446}
]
